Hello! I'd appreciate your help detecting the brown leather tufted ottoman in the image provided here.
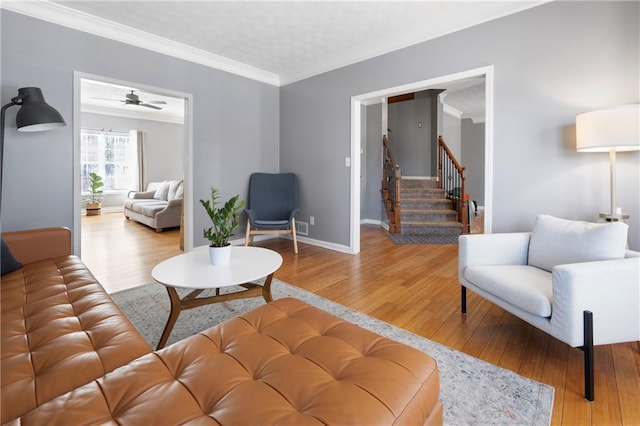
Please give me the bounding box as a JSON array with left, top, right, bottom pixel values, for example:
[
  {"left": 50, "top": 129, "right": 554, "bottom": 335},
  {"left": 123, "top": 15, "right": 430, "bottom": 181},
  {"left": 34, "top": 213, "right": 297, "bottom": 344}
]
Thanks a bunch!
[{"left": 12, "top": 297, "right": 442, "bottom": 425}]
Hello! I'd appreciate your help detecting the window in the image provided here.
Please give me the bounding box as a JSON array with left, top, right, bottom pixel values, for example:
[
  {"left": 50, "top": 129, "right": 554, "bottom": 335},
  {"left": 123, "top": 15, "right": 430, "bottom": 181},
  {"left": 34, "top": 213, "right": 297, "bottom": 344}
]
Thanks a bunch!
[{"left": 81, "top": 129, "right": 138, "bottom": 192}]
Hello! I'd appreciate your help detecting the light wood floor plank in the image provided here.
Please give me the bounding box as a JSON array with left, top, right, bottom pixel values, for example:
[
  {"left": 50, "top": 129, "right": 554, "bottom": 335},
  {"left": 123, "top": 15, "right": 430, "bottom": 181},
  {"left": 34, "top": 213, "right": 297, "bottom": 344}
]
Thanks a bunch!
[{"left": 81, "top": 214, "right": 640, "bottom": 425}]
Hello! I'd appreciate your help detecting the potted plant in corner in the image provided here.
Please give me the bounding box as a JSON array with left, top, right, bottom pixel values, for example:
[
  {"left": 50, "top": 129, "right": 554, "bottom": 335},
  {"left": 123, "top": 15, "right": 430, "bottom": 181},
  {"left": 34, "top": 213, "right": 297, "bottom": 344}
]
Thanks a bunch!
[
  {"left": 200, "top": 187, "right": 244, "bottom": 265},
  {"left": 84, "top": 172, "right": 104, "bottom": 216}
]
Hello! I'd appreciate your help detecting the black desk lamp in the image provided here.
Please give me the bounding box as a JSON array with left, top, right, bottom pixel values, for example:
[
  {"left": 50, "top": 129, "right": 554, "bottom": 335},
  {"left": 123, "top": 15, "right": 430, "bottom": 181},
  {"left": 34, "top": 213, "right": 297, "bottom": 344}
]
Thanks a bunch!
[{"left": 1, "top": 87, "right": 66, "bottom": 213}]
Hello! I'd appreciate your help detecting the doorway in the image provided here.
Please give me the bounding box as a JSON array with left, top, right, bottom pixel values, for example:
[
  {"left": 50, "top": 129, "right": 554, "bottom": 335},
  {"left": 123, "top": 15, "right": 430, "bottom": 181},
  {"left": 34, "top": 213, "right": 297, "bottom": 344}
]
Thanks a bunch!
[
  {"left": 350, "top": 66, "right": 494, "bottom": 253},
  {"left": 72, "top": 72, "right": 194, "bottom": 258}
]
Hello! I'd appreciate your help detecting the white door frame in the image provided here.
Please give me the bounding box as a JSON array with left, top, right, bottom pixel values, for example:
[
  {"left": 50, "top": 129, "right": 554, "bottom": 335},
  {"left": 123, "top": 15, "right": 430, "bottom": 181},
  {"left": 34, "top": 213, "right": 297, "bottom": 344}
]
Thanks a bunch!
[
  {"left": 72, "top": 71, "right": 194, "bottom": 254},
  {"left": 350, "top": 65, "right": 494, "bottom": 254}
]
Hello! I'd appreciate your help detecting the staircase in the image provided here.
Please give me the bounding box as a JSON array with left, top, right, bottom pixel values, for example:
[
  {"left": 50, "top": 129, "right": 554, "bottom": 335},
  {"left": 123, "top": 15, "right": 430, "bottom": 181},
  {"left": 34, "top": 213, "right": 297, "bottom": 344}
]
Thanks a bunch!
[
  {"left": 398, "top": 178, "right": 462, "bottom": 239},
  {"left": 381, "top": 134, "right": 467, "bottom": 242}
]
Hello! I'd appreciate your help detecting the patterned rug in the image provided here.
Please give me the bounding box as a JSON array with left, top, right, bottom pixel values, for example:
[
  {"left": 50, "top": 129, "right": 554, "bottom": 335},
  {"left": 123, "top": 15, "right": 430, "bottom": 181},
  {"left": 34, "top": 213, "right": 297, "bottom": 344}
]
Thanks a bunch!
[
  {"left": 388, "top": 233, "right": 459, "bottom": 244},
  {"left": 112, "top": 280, "right": 553, "bottom": 425}
]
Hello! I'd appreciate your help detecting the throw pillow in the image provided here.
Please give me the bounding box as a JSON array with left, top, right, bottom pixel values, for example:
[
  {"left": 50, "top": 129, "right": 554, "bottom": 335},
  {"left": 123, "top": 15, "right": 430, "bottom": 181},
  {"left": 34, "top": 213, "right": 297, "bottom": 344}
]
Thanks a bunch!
[
  {"left": 528, "top": 215, "right": 628, "bottom": 272},
  {"left": 153, "top": 180, "right": 171, "bottom": 201},
  {"left": 1, "top": 237, "right": 23, "bottom": 276},
  {"left": 168, "top": 179, "right": 183, "bottom": 201},
  {"left": 174, "top": 181, "right": 184, "bottom": 200}
]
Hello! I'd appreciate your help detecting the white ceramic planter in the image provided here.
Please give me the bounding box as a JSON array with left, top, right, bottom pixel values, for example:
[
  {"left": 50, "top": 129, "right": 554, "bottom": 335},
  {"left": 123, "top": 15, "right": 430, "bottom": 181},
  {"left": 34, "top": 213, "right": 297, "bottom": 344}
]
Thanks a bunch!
[{"left": 208, "top": 245, "right": 231, "bottom": 265}]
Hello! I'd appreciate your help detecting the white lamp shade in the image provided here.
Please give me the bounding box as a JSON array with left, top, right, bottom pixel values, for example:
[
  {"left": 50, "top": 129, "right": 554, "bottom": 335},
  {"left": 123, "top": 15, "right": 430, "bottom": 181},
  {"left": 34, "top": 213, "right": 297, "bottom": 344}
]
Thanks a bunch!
[{"left": 576, "top": 104, "right": 640, "bottom": 152}]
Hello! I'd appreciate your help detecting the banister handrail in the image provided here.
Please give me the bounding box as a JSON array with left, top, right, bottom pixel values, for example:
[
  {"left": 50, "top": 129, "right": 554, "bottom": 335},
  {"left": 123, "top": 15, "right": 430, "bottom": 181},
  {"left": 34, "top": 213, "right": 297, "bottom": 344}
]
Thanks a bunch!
[
  {"left": 382, "top": 135, "right": 400, "bottom": 174},
  {"left": 437, "top": 135, "right": 468, "bottom": 234},
  {"left": 438, "top": 135, "right": 464, "bottom": 175}
]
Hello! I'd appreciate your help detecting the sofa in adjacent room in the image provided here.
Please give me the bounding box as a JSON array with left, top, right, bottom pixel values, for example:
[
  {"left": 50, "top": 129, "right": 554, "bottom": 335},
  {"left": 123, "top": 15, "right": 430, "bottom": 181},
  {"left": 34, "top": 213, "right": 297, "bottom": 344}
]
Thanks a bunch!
[
  {"left": 123, "top": 179, "right": 183, "bottom": 232},
  {"left": 1, "top": 227, "right": 443, "bottom": 425}
]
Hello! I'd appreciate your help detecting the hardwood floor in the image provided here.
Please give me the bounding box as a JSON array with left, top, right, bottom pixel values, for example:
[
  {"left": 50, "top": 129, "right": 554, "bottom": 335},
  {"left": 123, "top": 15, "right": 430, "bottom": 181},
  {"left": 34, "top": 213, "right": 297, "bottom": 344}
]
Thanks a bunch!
[{"left": 81, "top": 213, "right": 640, "bottom": 425}]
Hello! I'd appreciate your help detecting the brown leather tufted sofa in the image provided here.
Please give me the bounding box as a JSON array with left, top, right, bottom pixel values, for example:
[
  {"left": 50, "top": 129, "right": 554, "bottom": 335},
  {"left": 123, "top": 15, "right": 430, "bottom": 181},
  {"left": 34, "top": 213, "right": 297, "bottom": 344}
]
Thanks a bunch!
[{"left": 2, "top": 228, "right": 442, "bottom": 425}]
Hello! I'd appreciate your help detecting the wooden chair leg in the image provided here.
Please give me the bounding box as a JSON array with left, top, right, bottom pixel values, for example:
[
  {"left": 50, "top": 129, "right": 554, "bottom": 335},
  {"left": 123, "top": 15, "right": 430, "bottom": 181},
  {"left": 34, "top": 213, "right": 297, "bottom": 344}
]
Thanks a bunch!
[
  {"left": 244, "top": 219, "right": 251, "bottom": 247},
  {"left": 291, "top": 218, "right": 298, "bottom": 254}
]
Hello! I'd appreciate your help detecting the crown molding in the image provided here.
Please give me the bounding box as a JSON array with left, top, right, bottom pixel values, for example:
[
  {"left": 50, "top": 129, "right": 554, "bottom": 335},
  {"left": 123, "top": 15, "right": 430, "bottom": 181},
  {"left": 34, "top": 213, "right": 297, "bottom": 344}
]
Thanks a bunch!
[
  {"left": 1, "top": 1, "right": 280, "bottom": 87},
  {"left": 279, "top": 1, "right": 549, "bottom": 85},
  {"left": 3, "top": 1, "right": 548, "bottom": 88},
  {"left": 443, "top": 103, "right": 463, "bottom": 119}
]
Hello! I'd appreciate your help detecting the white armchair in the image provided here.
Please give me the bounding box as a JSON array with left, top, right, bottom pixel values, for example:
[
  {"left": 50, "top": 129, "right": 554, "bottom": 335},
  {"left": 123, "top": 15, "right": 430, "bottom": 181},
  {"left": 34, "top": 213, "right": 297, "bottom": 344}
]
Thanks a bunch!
[{"left": 458, "top": 215, "right": 640, "bottom": 401}]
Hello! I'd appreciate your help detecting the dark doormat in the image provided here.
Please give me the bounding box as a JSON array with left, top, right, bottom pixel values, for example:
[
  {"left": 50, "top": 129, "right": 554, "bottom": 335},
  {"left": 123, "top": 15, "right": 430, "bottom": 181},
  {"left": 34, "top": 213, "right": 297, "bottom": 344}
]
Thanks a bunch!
[{"left": 388, "top": 234, "right": 459, "bottom": 245}]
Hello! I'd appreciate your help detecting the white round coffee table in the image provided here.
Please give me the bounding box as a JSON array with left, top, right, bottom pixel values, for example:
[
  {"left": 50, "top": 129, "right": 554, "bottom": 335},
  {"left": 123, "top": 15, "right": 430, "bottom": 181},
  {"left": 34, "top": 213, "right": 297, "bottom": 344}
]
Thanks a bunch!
[{"left": 152, "top": 246, "right": 282, "bottom": 349}]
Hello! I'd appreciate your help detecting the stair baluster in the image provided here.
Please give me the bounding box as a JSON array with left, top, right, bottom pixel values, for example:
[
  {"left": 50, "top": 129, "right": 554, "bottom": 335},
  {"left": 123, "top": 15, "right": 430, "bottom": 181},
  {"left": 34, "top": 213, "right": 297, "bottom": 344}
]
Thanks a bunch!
[
  {"left": 437, "top": 135, "right": 469, "bottom": 234},
  {"left": 381, "top": 135, "right": 401, "bottom": 233}
]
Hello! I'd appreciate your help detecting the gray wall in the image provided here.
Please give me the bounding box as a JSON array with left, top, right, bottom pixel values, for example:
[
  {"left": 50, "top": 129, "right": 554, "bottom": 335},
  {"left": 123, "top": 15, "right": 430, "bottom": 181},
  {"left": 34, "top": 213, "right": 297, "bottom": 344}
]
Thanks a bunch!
[
  {"left": 388, "top": 93, "right": 434, "bottom": 177},
  {"left": 442, "top": 111, "right": 462, "bottom": 160},
  {"left": 461, "top": 119, "right": 485, "bottom": 206},
  {"left": 1, "top": 10, "right": 279, "bottom": 247},
  {"left": 280, "top": 1, "right": 640, "bottom": 249},
  {"left": 364, "top": 103, "right": 383, "bottom": 222}
]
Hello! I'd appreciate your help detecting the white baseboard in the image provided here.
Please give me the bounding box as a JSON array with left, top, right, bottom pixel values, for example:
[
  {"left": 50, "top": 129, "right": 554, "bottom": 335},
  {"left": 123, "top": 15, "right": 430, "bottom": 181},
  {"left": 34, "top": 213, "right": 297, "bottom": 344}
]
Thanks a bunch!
[{"left": 360, "top": 218, "right": 388, "bottom": 231}]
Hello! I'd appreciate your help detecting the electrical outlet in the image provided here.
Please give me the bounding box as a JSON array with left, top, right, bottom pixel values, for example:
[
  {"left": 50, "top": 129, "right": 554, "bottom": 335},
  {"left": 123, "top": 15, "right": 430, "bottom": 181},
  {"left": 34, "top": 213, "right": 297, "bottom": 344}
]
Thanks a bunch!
[{"left": 310, "top": 216, "right": 315, "bottom": 226}]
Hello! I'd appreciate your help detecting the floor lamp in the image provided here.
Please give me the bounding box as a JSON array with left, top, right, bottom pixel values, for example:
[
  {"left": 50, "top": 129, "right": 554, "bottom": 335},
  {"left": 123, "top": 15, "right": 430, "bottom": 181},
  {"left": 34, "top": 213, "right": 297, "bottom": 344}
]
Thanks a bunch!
[
  {"left": 576, "top": 104, "right": 640, "bottom": 221},
  {"left": 0, "top": 87, "right": 66, "bottom": 214}
]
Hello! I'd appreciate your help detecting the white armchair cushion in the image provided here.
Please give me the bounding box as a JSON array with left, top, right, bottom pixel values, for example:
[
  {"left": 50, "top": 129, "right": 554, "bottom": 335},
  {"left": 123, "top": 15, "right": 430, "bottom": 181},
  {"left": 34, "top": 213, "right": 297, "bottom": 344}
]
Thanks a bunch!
[
  {"left": 528, "top": 215, "right": 628, "bottom": 272},
  {"left": 465, "top": 265, "right": 553, "bottom": 317}
]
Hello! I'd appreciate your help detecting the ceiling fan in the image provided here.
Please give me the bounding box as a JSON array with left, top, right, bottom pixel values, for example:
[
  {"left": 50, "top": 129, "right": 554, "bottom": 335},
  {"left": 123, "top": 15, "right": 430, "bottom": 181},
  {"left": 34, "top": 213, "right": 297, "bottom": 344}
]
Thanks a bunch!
[{"left": 91, "top": 90, "right": 167, "bottom": 110}]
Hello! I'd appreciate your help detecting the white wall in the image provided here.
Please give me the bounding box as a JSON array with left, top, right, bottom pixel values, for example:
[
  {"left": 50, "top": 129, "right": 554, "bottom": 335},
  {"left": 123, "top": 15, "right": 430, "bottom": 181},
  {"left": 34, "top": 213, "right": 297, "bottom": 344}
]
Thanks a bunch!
[
  {"left": 81, "top": 112, "right": 185, "bottom": 210},
  {"left": 82, "top": 112, "right": 185, "bottom": 186}
]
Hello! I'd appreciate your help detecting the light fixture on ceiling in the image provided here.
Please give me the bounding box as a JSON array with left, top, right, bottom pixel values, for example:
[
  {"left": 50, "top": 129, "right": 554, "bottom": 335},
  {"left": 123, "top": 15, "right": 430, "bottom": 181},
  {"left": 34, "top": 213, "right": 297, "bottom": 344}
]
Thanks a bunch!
[
  {"left": 576, "top": 104, "right": 640, "bottom": 221},
  {"left": 1, "top": 87, "right": 66, "bottom": 213}
]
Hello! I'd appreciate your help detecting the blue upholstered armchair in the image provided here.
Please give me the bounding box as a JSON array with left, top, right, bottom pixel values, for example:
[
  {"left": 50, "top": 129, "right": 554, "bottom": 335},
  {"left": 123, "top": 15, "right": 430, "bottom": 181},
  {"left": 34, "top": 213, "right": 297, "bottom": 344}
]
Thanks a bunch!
[{"left": 244, "top": 173, "right": 299, "bottom": 253}]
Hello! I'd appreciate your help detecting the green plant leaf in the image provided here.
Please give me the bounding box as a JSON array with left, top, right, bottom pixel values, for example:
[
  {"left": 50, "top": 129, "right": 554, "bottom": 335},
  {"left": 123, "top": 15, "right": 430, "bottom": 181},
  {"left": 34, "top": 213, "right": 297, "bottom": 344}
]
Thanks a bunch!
[{"left": 199, "top": 187, "right": 245, "bottom": 247}]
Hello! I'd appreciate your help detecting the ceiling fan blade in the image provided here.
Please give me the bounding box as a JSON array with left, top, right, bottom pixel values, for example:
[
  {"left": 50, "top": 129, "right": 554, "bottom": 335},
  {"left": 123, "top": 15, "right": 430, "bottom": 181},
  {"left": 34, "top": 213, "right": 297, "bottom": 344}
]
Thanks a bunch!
[
  {"left": 140, "top": 103, "right": 162, "bottom": 110},
  {"left": 147, "top": 100, "right": 167, "bottom": 104},
  {"left": 89, "top": 96, "right": 121, "bottom": 101}
]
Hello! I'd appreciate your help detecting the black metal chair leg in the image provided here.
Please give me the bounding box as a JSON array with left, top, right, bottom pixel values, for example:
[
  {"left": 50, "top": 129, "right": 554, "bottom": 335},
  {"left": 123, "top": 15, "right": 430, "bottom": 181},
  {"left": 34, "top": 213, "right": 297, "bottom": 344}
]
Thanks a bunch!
[
  {"left": 583, "top": 310, "right": 594, "bottom": 402},
  {"left": 461, "top": 286, "right": 467, "bottom": 315}
]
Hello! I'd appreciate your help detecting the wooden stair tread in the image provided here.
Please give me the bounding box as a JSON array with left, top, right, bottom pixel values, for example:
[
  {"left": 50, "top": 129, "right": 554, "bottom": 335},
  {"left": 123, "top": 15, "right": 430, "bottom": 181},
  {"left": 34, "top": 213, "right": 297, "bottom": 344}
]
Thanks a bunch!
[
  {"left": 402, "top": 209, "right": 457, "bottom": 213},
  {"left": 401, "top": 221, "right": 462, "bottom": 227}
]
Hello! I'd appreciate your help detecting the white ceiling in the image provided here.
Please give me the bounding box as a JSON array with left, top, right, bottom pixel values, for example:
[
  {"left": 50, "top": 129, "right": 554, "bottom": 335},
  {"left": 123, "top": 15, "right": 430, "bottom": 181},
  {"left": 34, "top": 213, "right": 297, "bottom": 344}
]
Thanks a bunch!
[
  {"left": 6, "top": 1, "right": 547, "bottom": 86},
  {"left": 5, "top": 1, "right": 546, "bottom": 122}
]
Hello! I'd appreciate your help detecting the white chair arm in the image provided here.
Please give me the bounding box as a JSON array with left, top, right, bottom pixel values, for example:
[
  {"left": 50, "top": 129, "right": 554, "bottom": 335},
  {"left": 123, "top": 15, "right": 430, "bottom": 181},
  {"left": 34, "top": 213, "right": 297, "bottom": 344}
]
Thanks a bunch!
[{"left": 551, "top": 257, "right": 640, "bottom": 346}]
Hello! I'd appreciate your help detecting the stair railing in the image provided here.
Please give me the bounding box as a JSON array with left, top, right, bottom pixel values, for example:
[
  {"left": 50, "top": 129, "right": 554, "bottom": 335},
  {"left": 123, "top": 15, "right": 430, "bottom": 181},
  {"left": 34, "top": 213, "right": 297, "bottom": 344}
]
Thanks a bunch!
[
  {"left": 437, "top": 135, "right": 468, "bottom": 233},
  {"left": 382, "top": 135, "right": 401, "bottom": 233}
]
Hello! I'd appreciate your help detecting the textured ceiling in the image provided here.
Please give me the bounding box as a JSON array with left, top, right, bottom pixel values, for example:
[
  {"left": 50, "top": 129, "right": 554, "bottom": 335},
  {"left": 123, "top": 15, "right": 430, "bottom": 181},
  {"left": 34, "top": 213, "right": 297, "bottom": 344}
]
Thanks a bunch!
[
  {"left": 6, "top": 1, "right": 545, "bottom": 121},
  {"left": 52, "top": 1, "right": 545, "bottom": 84}
]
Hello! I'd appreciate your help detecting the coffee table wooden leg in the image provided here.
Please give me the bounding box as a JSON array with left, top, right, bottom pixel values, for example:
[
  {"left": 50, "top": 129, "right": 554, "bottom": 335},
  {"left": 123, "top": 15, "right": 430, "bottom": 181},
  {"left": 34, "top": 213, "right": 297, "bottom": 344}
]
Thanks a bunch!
[
  {"left": 157, "top": 286, "right": 182, "bottom": 350},
  {"left": 262, "top": 273, "right": 274, "bottom": 302}
]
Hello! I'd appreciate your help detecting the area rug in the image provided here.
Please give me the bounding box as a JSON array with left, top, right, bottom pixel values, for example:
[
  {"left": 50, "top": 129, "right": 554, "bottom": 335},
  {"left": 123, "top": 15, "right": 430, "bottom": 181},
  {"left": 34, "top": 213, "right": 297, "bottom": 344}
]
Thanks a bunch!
[
  {"left": 388, "top": 233, "right": 459, "bottom": 244},
  {"left": 112, "top": 280, "right": 554, "bottom": 425}
]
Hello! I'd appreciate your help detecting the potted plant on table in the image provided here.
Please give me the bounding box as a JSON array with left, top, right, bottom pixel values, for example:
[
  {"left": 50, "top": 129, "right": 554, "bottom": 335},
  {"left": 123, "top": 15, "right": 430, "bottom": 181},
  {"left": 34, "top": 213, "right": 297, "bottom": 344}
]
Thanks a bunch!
[
  {"left": 200, "top": 187, "right": 244, "bottom": 265},
  {"left": 84, "top": 172, "right": 104, "bottom": 216}
]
